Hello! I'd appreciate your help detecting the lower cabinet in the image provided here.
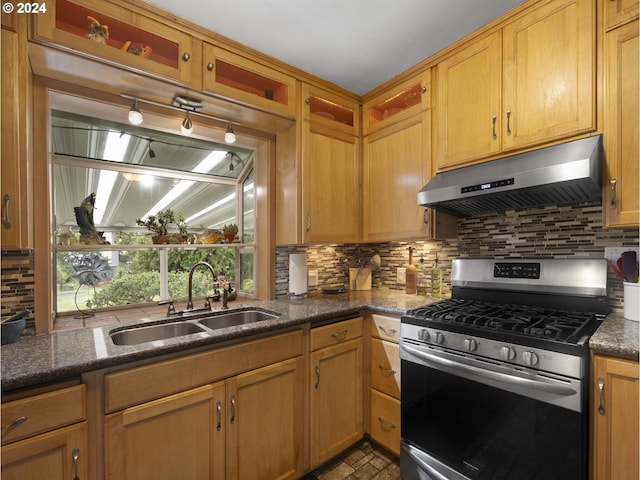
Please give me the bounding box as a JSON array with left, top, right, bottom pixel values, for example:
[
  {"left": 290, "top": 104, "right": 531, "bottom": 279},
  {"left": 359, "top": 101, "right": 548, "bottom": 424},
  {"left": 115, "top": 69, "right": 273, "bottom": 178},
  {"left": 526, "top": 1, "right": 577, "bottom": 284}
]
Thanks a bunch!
[
  {"left": 309, "top": 317, "right": 364, "bottom": 468},
  {"left": 592, "top": 354, "right": 639, "bottom": 480},
  {"left": 367, "top": 314, "right": 401, "bottom": 455},
  {"left": 1, "top": 384, "right": 87, "bottom": 479},
  {"left": 103, "top": 330, "right": 304, "bottom": 480}
]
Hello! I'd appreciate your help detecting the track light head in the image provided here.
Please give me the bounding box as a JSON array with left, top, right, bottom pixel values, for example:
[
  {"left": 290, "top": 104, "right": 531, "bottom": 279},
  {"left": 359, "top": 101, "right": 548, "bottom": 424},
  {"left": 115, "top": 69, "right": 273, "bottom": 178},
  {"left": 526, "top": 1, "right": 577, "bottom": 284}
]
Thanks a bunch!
[
  {"left": 225, "top": 123, "right": 236, "bottom": 144},
  {"left": 181, "top": 112, "right": 193, "bottom": 136},
  {"left": 128, "top": 99, "right": 143, "bottom": 125}
]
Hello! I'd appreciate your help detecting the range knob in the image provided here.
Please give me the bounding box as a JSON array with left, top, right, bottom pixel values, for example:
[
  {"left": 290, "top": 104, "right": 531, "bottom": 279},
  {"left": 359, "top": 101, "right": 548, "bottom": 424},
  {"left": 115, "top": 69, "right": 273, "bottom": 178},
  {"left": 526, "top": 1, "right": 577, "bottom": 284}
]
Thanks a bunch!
[
  {"left": 417, "top": 329, "right": 430, "bottom": 342},
  {"left": 463, "top": 338, "right": 478, "bottom": 352},
  {"left": 522, "top": 351, "right": 539, "bottom": 366},
  {"left": 500, "top": 346, "right": 516, "bottom": 361},
  {"left": 433, "top": 332, "right": 444, "bottom": 345}
]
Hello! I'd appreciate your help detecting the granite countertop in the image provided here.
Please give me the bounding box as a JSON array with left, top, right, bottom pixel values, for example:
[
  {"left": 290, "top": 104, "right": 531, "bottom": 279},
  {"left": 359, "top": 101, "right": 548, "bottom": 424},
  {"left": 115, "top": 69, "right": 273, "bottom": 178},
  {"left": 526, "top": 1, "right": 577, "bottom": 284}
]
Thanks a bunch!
[
  {"left": 589, "top": 311, "right": 639, "bottom": 360},
  {"left": 3, "top": 289, "right": 638, "bottom": 392},
  {"left": 1, "top": 289, "right": 429, "bottom": 391}
]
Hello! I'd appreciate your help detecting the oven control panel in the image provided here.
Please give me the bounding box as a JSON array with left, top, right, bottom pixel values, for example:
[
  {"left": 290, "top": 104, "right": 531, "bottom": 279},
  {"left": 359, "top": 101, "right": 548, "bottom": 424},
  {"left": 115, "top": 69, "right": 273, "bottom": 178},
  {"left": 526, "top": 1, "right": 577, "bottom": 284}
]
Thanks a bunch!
[{"left": 493, "top": 262, "right": 540, "bottom": 279}]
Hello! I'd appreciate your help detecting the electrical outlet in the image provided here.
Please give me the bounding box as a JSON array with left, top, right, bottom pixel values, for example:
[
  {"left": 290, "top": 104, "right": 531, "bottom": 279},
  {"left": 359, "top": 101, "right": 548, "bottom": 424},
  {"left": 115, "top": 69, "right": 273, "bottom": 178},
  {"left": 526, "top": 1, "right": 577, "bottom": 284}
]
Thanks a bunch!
[
  {"left": 397, "top": 267, "right": 406, "bottom": 285},
  {"left": 308, "top": 270, "right": 319, "bottom": 287},
  {"left": 604, "top": 247, "right": 639, "bottom": 262}
]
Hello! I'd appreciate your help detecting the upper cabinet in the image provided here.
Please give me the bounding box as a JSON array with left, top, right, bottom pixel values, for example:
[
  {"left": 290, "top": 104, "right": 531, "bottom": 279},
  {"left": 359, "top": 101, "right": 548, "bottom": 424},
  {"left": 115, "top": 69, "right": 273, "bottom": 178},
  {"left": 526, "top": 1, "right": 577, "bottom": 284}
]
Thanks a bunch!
[
  {"left": 603, "top": 20, "right": 638, "bottom": 228},
  {"left": 605, "top": 0, "right": 639, "bottom": 30},
  {"left": 203, "top": 44, "right": 297, "bottom": 118},
  {"left": 363, "top": 71, "right": 430, "bottom": 136},
  {"left": 303, "top": 83, "right": 359, "bottom": 135},
  {"left": 31, "top": 0, "right": 196, "bottom": 84},
  {"left": 435, "top": 0, "right": 595, "bottom": 170}
]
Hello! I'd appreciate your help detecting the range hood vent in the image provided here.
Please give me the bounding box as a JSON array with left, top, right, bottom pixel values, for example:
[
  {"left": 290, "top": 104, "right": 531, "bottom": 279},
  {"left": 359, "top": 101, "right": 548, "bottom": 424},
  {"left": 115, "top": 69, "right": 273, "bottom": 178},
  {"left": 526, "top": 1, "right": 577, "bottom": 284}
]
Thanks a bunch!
[{"left": 418, "top": 135, "right": 603, "bottom": 216}]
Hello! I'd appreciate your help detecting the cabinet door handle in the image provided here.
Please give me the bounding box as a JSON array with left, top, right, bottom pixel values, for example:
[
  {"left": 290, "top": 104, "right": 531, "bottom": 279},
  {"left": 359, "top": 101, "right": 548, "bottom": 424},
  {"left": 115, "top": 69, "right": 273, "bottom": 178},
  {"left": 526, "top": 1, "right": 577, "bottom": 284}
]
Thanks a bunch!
[
  {"left": 331, "top": 329, "right": 348, "bottom": 340},
  {"left": 423, "top": 208, "right": 429, "bottom": 227},
  {"left": 598, "top": 378, "right": 605, "bottom": 415},
  {"left": 314, "top": 365, "right": 320, "bottom": 389},
  {"left": 306, "top": 213, "right": 311, "bottom": 232},
  {"left": 2, "top": 416, "right": 26, "bottom": 430},
  {"left": 72, "top": 447, "right": 79, "bottom": 480},
  {"left": 609, "top": 178, "right": 617, "bottom": 210},
  {"left": 377, "top": 417, "right": 397, "bottom": 429},
  {"left": 216, "top": 401, "right": 222, "bottom": 431},
  {"left": 230, "top": 395, "right": 236, "bottom": 424},
  {"left": 207, "top": 62, "right": 214, "bottom": 71},
  {"left": 492, "top": 115, "right": 497, "bottom": 140},
  {"left": 182, "top": 52, "right": 191, "bottom": 62},
  {"left": 506, "top": 110, "right": 512, "bottom": 136},
  {"left": 378, "top": 364, "right": 397, "bottom": 375},
  {"left": 3, "top": 194, "right": 11, "bottom": 229}
]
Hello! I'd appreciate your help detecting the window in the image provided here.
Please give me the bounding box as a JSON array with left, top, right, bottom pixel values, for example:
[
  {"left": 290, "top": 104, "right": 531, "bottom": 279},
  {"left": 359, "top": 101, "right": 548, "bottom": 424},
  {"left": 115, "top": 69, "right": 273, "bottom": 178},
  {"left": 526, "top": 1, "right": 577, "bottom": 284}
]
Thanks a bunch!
[{"left": 51, "top": 95, "right": 256, "bottom": 315}]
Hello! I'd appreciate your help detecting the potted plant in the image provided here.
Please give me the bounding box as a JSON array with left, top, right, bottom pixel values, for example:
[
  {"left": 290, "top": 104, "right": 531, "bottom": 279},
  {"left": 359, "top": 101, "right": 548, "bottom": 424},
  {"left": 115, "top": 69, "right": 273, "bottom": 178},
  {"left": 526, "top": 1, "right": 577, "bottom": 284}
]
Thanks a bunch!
[
  {"left": 136, "top": 209, "right": 185, "bottom": 244},
  {"left": 222, "top": 223, "right": 238, "bottom": 243}
]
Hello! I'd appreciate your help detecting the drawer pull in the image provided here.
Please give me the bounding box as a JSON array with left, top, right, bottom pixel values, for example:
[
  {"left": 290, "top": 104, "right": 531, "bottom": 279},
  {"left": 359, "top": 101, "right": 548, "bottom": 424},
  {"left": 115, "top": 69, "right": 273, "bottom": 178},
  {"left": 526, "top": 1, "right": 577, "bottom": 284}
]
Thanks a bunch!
[
  {"left": 331, "top": 330, "right": 348, "bottom": 340},
  {"left": 379, "top": 325, "right": 398, "bottom": 336},
  {"left": 377, "top": 417, "right": 397, "bottom": 429},
  {"left": 2, "top": 416, "right": 27, "bottom": 430},
  {"left": 378, "top": 364, "right": 397, "bottom": 375},
  {"left": 216, "top": 401, "right": 222, "bottom": 431}
]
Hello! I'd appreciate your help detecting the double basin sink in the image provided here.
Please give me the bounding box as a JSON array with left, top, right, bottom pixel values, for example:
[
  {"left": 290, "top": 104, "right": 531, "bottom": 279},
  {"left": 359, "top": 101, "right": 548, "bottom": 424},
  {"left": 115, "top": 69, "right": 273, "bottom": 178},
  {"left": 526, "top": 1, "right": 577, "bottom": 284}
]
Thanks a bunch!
[{"left": 109, "top": 309, "right": 279, "bottom": 346}]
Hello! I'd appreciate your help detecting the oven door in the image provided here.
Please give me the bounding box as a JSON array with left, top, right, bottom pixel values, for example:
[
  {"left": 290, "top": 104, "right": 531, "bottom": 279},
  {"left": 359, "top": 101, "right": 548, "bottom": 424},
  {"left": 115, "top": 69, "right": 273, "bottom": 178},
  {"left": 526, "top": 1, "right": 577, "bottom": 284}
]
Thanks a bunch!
[{"left": 400, "top": 340, "right": 587, "bottom": 480}]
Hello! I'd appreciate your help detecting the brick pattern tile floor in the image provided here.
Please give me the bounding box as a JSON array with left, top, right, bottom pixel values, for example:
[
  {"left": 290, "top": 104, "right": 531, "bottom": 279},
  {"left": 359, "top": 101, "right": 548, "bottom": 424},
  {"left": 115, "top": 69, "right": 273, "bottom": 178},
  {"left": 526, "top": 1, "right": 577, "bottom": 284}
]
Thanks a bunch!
[{"left": 302, "top": 440, "right": 400, "bottom": 480}]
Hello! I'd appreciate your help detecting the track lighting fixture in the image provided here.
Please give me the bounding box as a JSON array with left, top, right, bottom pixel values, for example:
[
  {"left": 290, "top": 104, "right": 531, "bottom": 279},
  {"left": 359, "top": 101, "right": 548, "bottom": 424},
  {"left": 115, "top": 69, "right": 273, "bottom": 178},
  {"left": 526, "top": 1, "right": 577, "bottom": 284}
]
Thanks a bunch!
[
  {"left": 181, "top": 112, "right": 193, "bottom": 136},
  {"left": 128, "top": 99, "right": 143, "bottom": 125},
  {"left": 225, "top": 123, "right": 236, "bottom": 144}
]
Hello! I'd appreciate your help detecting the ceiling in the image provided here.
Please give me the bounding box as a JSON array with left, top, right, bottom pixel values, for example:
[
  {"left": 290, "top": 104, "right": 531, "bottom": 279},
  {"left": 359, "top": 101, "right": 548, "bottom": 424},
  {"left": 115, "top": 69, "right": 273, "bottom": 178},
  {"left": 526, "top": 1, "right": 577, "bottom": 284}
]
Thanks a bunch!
[{"left": 144, "top": 0, "right": 527, "bottom": 95}]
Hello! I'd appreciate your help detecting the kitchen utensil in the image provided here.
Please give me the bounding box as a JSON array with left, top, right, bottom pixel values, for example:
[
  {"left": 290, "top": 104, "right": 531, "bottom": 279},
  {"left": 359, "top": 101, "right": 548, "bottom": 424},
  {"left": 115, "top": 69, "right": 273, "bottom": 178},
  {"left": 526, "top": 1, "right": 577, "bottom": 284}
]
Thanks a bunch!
[
  {"left": 606, "top": 259, "right": 626, "bottom": 280},
  {"left": 350, "top": 268, "right": 371, "bottom": 290},
  {"left": 72, "top": 447, "right": 79, "bottom": 480},
  {"left": 621, "top": 251, "right": 638, "bottom": 282},
  {"left": 0, "top": 308, "right": 29, "bottom": 324}
]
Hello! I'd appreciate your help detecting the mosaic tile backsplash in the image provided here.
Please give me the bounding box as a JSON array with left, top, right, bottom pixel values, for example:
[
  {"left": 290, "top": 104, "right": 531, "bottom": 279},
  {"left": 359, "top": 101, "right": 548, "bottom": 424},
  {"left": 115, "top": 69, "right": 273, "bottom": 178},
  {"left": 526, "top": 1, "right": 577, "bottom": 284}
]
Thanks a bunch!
[
  {"left": 1, "top": 249, "right": 36, "bottom": 332},
  {"left": 276, "top": 204, "right": 639, "bottom": 313}
]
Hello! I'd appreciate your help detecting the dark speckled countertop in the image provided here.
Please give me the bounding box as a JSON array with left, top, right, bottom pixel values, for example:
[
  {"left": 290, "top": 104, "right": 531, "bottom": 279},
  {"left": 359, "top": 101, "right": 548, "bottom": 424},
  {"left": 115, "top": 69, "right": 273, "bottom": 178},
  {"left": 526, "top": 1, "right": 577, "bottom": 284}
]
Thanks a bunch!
[
  {"left": 3, "top": 289, "right": 638, "bottom": 392},
  {"left": 1, "top": 289, "right": 430, "bottom": 391}
]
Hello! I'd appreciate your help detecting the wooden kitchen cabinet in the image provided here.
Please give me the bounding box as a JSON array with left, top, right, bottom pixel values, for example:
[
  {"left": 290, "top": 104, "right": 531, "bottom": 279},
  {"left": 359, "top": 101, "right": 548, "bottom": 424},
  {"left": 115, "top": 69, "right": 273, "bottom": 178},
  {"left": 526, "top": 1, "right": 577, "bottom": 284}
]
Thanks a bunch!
[
  {"left": 435, "top": 0, "right": 595, "bottom": 170},
  {"left": 31, "top": 0, "right": 196, "bottom": 85},
  {"left": 104, "top": 330, "right": 304, "bottom": 480},
  {"left": 592, "top": 354, "right": 639, "bottom": 480},
  {"left": 300, "top": 85, "right": 361, "bottom": 243},
  {"left": 1, "top": 14, "right": 31, "bottom": 248},
  {"left": 310, "top": 317, "right": 364, "bottom": 468},
  {"left": 1, "top": 384, "right": 87, "bottom": 479},
  {"left": 367, "top": 314, "right": 401, "bottom": 455},
  {"left": 605, "top": 0, "right": 639, "bottom": 30},
  {"left": 203, "top": 44, "right": 297, "bottom": 118},
  {"left": 363, "top": 70, "right": 430, "bottom": 135},
  {"left": 603, "top": 20, "right": 639, "bottom": 228}
]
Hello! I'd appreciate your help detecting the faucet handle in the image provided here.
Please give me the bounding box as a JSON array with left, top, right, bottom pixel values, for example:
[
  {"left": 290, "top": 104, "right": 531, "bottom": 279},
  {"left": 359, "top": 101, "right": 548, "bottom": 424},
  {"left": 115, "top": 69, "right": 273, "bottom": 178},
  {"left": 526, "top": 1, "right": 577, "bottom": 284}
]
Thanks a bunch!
[{"left": 158, "top": 300, "right": 176, "bottom": 316}]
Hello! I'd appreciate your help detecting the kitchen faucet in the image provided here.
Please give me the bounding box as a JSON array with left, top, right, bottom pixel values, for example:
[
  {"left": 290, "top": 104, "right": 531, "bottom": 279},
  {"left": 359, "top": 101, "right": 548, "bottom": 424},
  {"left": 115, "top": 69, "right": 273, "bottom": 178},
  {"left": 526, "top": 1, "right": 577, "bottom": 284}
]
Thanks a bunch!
[{"left": 187, "top": 261, "right": 217, "bottom": 310}]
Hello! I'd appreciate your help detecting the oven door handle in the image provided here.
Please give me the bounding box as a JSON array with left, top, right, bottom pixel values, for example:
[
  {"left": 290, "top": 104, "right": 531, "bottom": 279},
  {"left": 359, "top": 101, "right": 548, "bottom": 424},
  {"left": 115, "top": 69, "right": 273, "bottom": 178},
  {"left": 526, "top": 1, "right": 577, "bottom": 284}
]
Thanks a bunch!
[{"left": 402, "top": 344, "right": 577, "bottom": 397}]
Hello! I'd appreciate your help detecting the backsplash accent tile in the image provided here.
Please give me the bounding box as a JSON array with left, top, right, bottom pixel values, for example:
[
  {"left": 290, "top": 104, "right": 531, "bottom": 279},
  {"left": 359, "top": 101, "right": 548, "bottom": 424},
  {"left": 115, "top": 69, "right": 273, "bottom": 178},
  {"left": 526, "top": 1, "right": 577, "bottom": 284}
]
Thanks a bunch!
[
  {"left": 276, "top": 204, "right": 638, "bottom": 313},
  {"left": 1, "top": 249, "right": 36, "bottom": 332}
]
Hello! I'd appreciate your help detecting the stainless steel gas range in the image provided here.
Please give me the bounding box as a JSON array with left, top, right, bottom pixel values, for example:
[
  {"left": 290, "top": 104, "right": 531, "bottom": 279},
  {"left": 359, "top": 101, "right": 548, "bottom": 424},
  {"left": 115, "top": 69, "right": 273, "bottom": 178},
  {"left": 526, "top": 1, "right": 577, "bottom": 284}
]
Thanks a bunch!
[{"left": 400, "top": 258, "right": 609, "bottom": 480}]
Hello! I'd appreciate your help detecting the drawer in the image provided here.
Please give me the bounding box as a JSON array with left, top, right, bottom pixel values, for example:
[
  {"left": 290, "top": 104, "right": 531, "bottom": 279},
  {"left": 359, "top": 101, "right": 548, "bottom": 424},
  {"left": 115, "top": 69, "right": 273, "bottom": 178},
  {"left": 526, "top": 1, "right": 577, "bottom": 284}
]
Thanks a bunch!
[
  {"left": 370, "top": 337, "right": 400, "bottom": 398},
  {"left": 1, "top": 384, "right": 85, "bottom": 444},
  {"left": 369, "top": 314, "right": 400, "bottom": 343},
  {"left": 370, "top": 389, "right": 400, "bottom": 456},
  {"left": 311, "top": 317, "right": 363, "bottom": 351},
  {"left": 106, "top": 329, "right": 303, "bottom": 412}
]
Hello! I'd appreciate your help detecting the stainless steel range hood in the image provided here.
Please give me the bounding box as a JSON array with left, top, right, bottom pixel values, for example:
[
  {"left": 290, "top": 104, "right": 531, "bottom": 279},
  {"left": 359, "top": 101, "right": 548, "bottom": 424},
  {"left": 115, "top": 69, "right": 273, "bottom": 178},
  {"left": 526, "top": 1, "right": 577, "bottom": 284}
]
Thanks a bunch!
[{"left": 418, "top": 135, "right": 603, "bottom": 216}]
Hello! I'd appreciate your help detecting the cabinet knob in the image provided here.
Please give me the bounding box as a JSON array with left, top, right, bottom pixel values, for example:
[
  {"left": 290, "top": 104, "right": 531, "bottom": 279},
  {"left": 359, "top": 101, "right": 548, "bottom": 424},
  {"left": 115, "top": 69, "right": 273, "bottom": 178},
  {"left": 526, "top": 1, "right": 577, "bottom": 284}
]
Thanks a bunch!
[
  {"left": 421, "top": 86, "right": 427, "bottom": 94},
  {"left": 207, "top": 62, "right": 214, "bottom": 71},
  {"left": 305, "top": 97, "right": 311, "bottom": 105},
  {"left": 182, "top": 52, "right": 191, "bottom": 62}
]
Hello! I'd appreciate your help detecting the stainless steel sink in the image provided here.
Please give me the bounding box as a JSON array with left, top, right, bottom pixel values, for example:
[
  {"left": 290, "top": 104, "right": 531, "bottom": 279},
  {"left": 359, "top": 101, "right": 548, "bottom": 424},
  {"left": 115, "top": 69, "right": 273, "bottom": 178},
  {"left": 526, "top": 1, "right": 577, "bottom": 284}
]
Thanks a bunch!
[
  {"left": 197, "top": 310, "right": 278, "bottom": 330},
  {"left": 110, "top": 321, "right": 206, "bottom": 346}
]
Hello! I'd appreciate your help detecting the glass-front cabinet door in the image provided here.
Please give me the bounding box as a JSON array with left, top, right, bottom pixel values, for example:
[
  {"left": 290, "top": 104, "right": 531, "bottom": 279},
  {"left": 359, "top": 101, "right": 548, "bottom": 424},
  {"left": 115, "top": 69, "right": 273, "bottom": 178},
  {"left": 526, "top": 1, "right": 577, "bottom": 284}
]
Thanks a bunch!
[{"left": 301, "top": 83, "right": 360, "bottom": 136}]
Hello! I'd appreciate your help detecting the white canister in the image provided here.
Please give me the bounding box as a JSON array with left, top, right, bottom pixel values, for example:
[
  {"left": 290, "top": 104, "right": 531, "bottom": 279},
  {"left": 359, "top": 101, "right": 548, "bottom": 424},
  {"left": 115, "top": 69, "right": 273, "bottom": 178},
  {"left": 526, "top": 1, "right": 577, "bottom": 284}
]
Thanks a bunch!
[{"left": 623, "top": 282, "right": 639, "bottom": 321}]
